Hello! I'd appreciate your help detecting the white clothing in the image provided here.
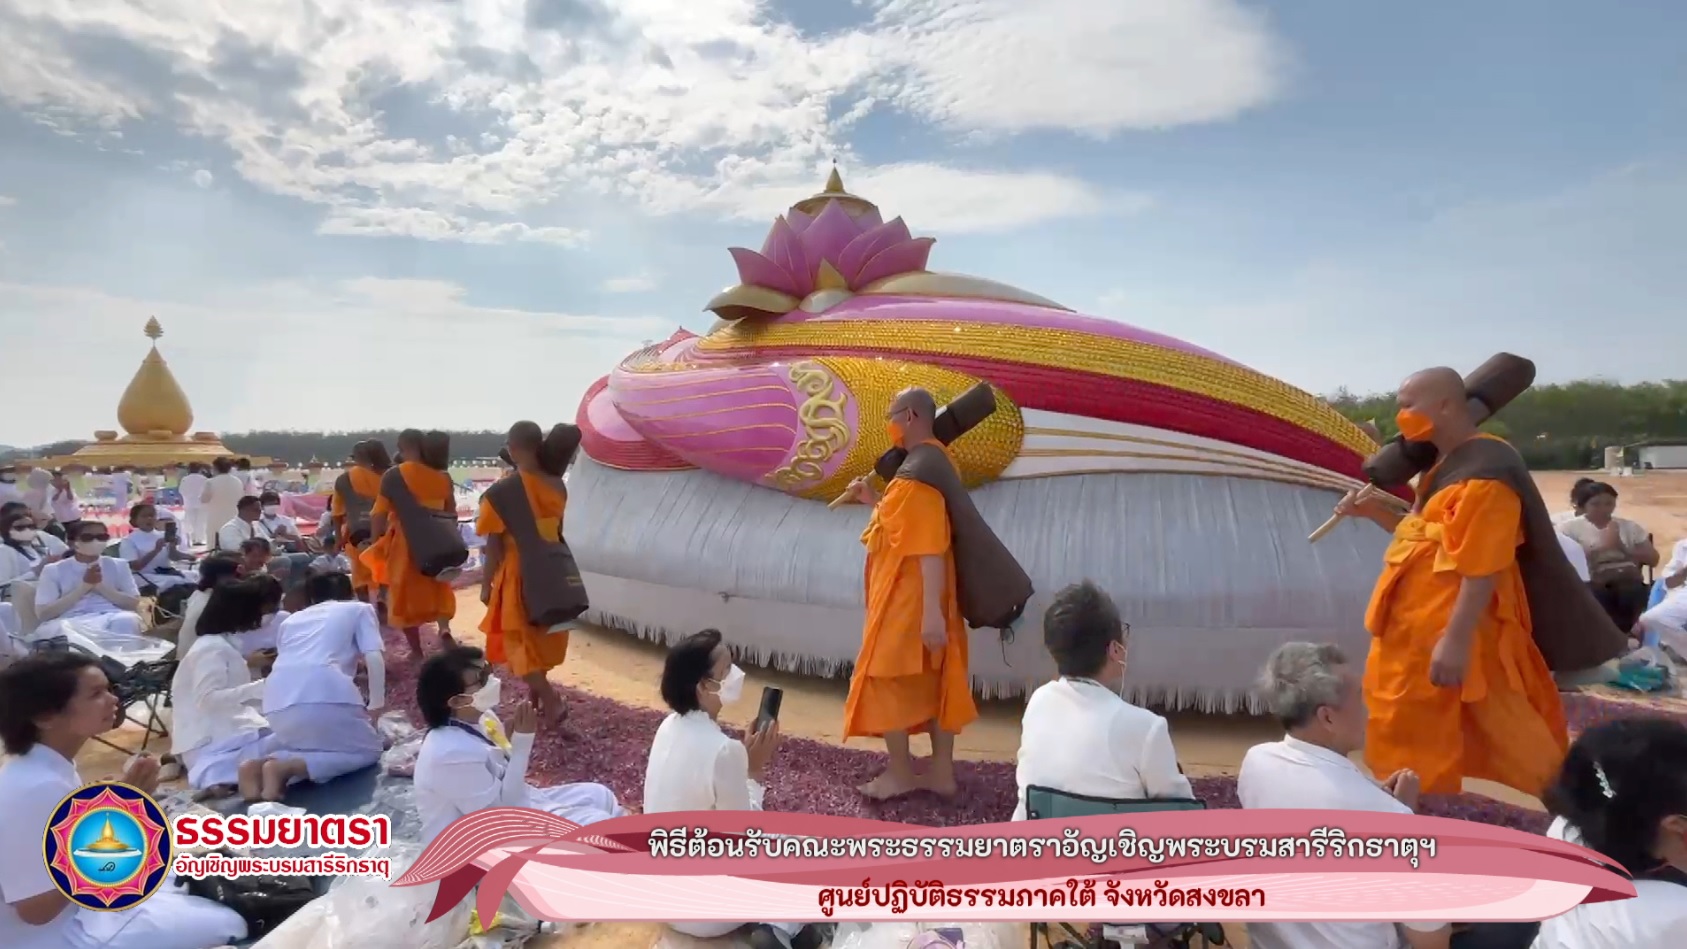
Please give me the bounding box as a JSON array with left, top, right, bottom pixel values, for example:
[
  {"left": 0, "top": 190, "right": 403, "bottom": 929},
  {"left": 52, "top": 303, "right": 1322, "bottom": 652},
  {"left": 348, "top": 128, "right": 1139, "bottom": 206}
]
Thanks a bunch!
[
  {"left": 1558, "top": 515, "right": 1650, "bottom": 553},
  {"left": 1638, "top": 589, "right": 1687, "bottom": 655},
  {"left": 31, "top": 556, "right": 144, "bottom": 644},
  {"left": 242, "top": 474, "right": 264, "bottom": 498},
  {"left": 108, "top": 472, "right": 133, "bottom": 510},
  {"left": 49, "top": 487, "right": 79, "bottom": 524},
  {"left": 643, "top": 710, "right": 765, "bottom": 813},
  {"left": 263, "top": 600, "right": 384, "bottom": 711},
  {"left": 236, "top": 610, "right": 288, "bottom": 655},
  {"left": 215, "top": 516, "right": 273, "bottom": 554},
  {"left": 310, "top": 553, "right": 351, "bottom": 574},
  {"left": 202, "top": 473, "right": 244, "bottom": 537},
  {"left": 171, "top": 633, "right": 270, "bottom": 759},
  {"left": 118, "top": 529, "right": 194, "bottom": 590},
  {"left": 178, "top": 472, "right": 209, "bottom": 546},
  {"left": 176, "top": 588, "right": 210, "bottom": 660},
  {"left": 261, "top": 513, "right": 300, "bottom": 541},
  {"left": 414, "top": 720, "right": 622, "bottom": 844},
  {"left": 1663, "top": 538, "right": 1687, "bottom": 582},
  {"left": 1555, "top": 530, "right": 1591, "bottom": 583},
  {"left": 1551, "top": 509, "right": 1576, "bottom": 525},
  {"left": 1011, "top": 677, "right": 1192, "bottom": 821},
  {"left": 1532, "top": 817, "right": 1687, "bottom": 949},
  {"left": 264, "top": 703, "right": 384, "bottom": 783},
  {"left": 35, "top": 611, "right": 146, "bottom": 644},
  {"left": 1238, "top": 736, "right": 1445, "bottom": 949},
  {"left": 0, "top": 743, "right": 248, "bottom": 949},
  {"left": 1, "top": 542, "right": 50, "bottom": 590}
]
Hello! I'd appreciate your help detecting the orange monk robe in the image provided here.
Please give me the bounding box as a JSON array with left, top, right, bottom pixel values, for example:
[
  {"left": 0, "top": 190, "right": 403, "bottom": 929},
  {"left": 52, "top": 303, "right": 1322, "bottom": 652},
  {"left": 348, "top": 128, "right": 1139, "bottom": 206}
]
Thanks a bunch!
[
  {"left": 1363, "top": 462, "right": 1568, "bottom": 798},
  {"left": 362, "top": 462, "right": 457, "bottom": 630},
  {"left": 332, "top": 465, "right": 382, "bottom": 593},
  {"left": 841, "top": 464, "right": 978, "bottom": 740},
  {"left": 476, "top": 472, "right": 572, "bottom": 677}
]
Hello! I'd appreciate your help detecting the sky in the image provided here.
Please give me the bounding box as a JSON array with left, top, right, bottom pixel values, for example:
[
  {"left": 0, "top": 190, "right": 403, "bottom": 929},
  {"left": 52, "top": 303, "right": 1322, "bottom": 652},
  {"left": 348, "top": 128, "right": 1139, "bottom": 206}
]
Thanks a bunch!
[{"left": 0, "top": 0, "right": 1681, "bottom": 448}]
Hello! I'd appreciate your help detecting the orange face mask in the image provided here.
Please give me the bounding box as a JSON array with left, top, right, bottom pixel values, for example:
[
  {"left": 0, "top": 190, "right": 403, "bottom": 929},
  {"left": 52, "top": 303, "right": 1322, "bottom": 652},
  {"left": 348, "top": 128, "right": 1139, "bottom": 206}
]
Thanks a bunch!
[
  {"left": 1396, "top": 408, "right": 1435, "bottom": 442},
  {"left": 885, "top": 419, "right": 906, "bottom": 448}
]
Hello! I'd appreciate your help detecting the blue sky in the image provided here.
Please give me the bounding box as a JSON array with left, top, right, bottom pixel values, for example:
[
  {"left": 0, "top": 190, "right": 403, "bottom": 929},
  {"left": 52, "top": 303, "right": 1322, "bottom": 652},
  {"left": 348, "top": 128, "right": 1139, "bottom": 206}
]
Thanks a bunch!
[{"left": 0, "top": 0, "right": 1681, "bottom": 447}]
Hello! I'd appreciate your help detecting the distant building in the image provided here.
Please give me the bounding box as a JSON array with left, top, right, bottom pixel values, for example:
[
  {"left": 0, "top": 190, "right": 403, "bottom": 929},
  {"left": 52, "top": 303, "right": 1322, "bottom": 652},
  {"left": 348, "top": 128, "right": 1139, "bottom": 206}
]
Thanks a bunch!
[{"left": 1636, "top": 441, "right": 1687, "bottom": 470}]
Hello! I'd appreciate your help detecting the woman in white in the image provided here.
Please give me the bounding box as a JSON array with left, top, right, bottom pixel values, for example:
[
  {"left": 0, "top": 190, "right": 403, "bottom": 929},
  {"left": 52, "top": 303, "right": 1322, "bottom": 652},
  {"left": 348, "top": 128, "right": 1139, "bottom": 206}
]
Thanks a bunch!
[
  {"left": 413, "top": 645, "right": 625, "bottom": 844},
  {"left": 178, "top": 463, "right": 209, "bottom": 547},
  {"left": 1533, "top": 718, "right": 1687, "bottom": 948},
  {"left": 0, "top": 652, "right": 249, "bottom": 949},
  {"left": 30, "top": 521, "right": 145, "bottom": 643},
  {"left": 260, "top": 572, "right": 387, "bottom": 784},
  {"left": 170, "top": 579, "right": 311, "bottom": 801},
  {"left": 48, "top": 471, "right": 80, "bottom": 526},
  {"left": 173, "top": 552, "right": 242, "bottom": 659},
  {"left": 1, "top": 509, "right": 65, "bottom": 588},
  {"left": 643, "top": 629, "right": 805, "bottom": 948},
  {"left": 201, "top": 458, "right": 244, "bottom": 539},
  {"left": 118, "top": 502, "right": 196, "bottom": 593}
]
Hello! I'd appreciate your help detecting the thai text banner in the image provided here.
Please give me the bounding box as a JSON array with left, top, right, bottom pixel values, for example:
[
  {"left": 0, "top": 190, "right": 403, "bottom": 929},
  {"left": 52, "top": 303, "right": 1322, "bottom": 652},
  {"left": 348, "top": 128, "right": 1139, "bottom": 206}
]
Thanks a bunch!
[{"left": 395, "top": 809, "right": 1634, "bottom": 924}]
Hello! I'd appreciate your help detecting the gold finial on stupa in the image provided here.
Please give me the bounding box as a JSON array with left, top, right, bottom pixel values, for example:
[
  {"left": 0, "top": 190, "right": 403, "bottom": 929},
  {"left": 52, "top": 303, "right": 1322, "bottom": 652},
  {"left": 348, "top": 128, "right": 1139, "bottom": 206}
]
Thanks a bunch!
[
  {"left": 792, "top": 165, "right": 879, "bottom": 218},
  {"left": 83, "top": 817, "right": 132, "bottom": 853},
  {"left": 116, "top": 318, "right": 194, "bottom": 437}
]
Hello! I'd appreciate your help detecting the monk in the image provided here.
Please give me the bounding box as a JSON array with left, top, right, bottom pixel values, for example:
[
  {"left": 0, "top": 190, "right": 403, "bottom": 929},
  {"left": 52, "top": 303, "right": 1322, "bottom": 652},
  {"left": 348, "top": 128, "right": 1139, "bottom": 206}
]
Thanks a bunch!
[
  {"left": 478, "top": 421, "right": 574, "bottom": 732},
  {"left": 363, "top": 428, "right": 457, "bottom": 657},
  {"left": 332, "top": 440, "right": 389, "bottom": 607},
  {"left": 840, "top": 388, "right": 978, "bottom": 799},
  {"left": 1338, "top": 367, "right": 1568, "bottom": 798}
]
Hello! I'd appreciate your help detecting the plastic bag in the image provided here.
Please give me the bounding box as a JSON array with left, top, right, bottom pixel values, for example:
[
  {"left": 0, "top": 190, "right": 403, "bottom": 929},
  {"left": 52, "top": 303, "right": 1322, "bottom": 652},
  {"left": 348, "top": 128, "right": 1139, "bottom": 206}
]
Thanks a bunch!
[
  {"left": 251, "top": 844, "right": 470, "bottom": 949},
  {"left": 830, "top": 922, "right": 1020, "bottom": 949}
]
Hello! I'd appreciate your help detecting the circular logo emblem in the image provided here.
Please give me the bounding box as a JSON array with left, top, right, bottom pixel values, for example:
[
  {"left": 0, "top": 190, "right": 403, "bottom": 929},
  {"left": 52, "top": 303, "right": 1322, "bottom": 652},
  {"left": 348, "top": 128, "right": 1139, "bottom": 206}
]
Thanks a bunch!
[{"left": 42, "top": 782, "right": 173, "bottom": 911}]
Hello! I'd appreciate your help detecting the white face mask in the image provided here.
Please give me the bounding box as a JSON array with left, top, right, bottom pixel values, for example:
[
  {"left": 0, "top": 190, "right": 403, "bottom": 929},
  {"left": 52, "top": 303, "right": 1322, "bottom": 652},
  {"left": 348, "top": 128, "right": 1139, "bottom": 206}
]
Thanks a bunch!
[
  {"left": 8, "top": 528, "right": 36, "bottom": 543},
  {"left": 262, "top": 505, "right": 282, "bottom": 517},
  {"left": 716, "top": 664, "right": 746, "bottom": 705},
  {"left": 467, "top": 675, "right": 501, "bottom": 712},
  {"left": 75, "top": 540, "right": 107, "bottom": 558}
]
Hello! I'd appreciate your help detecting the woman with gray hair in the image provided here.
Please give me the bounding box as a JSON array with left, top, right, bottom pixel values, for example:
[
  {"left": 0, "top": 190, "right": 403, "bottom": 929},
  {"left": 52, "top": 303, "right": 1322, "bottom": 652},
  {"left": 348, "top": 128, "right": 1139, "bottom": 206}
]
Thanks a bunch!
[{"left": 1238, "top": 642, "right": 1451, "bottom": 949}]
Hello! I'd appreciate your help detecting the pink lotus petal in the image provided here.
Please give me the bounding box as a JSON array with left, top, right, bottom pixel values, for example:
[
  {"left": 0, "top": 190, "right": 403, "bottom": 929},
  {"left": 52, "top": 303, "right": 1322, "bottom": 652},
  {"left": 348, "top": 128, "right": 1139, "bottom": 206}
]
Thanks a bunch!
[
  {"left": 853, "top": 237, "right": 936, "bottom": 286},
  {"left": 800, "top": 200, "right": 869, "bottom": 275},
  {"left": 853, "top": 206, "right": 884, "bottom": 230},
  {"left": 761, "top": 217, "right": 813, "bottom": 297},
  {"left": 783, "top": 208, "right": 814, "bottom": 236},
  {"left": 837, "top": 218, "right": 914, "bottom": 284},
  {"left": 728, "top": 247, "right": 802, "bottom": 297}
]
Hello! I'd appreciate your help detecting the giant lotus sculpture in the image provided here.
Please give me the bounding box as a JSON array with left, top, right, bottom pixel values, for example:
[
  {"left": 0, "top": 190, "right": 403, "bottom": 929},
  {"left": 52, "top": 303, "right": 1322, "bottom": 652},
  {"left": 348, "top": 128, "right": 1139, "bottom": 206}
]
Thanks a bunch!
[{"left": 567, "top": 171, "right": 1393, "bottom": 711}]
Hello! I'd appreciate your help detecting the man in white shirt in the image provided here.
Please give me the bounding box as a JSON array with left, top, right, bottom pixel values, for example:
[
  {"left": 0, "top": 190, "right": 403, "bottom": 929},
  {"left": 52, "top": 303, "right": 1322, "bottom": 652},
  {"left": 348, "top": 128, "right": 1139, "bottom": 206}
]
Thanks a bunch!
[
  {"left": 1238, "top": 642, "right": 1451, "bottom": 949},
  {"left": 178, "top": 463, "right": 209, "bottom": 547},
  {"left": 31, "top": 521, "right": 146, "bottom": 644},
  {"left": 1013, "top": 580, "right": 1191, "bottom": 821},
  {"left": 215, "top": 495, "right": 274, "bottom": 554},
  {"left": 201, "top": 458, "right": 244, "bottom": 540}
]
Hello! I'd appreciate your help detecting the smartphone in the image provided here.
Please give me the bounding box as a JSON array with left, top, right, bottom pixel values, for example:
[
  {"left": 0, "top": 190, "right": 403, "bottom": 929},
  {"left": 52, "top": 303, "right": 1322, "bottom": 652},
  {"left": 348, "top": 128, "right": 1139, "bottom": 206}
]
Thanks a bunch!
[
  {"left": 163, "top": 521, "right": 178, "bottom": 542},
  {"left": 754, "top": 686, "right": 783, "bottom": 735}
]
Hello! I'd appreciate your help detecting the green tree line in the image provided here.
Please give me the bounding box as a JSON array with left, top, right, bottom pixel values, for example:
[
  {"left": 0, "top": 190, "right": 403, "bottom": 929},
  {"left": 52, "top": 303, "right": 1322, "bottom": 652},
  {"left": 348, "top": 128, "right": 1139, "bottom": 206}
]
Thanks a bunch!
[
  {"left": 1328, "top": 379, "right": 1687, "bottom": 468},
  {"left": 6, "top": 379, "right": 1684, "bottom": 468}
]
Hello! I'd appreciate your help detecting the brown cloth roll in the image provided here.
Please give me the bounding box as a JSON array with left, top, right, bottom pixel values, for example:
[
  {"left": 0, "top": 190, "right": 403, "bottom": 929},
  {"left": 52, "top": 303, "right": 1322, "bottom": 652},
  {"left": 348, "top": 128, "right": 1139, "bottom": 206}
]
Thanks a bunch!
[
  {"left": 1363, "top": 353, "right": 1537, "bottom": 489},
  {"left": 378, "top": 466, "right": 468, "bottom": 578}
]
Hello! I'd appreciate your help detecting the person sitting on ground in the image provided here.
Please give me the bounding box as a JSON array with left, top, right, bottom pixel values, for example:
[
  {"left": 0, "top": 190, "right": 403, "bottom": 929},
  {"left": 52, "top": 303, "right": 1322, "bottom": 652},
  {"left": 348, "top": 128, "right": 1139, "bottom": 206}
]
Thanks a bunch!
[
  {"left": 1, "top": 508, "right": 67, "bottom": 592},
  {"left": 30, "top": 520, "right": 146, "bottom": 645},
  {"left": 260, "top": 573, "right": 388, "bottom": 788},
  {"left": 308, "top": 533, "right": 352, "bottom": 575},
  {"left": 1634, "top": 580, "right": 1687, "bottom": 660},
  {"left": 1238, "top": 642, "right": 1452, "bottom": 949},
  {"left": 217, "top": 495, "right": 274, "bottom": 553},
  {"left": 1533, "top": 717, "right": 1687, "bottom": 947},
  {"left": 175, "top": 552, "right": 242, "bottom": 658},
  {"left": 1558, "top": 481, "right": 1660, "bottom": 632},
  {"left": 0, "top": 652, "right": 251, "bottom": 948},
  {"left": 643, "top": 629, "right": 818, "bottom": 949},
  {"left": 170, "top": 580, "right": 311, "bottom": 802},
  {"left": 1649, "top": 536, "right": 1687, "bottom": 610},
  {"left": 119, "top": 502, "right": 197, "bottom": 596},
  {"left": 413, "top": 645, "right": 626, "bottom": 844},
  {"left": 232, "top": 574, "right": 287, "bottom": 658},
  {"left": 1012, "top": 581, "right": 1191, "bottom": 820},
  {"left": 258, "top": 491, "right": 320, "bottom": 556}
]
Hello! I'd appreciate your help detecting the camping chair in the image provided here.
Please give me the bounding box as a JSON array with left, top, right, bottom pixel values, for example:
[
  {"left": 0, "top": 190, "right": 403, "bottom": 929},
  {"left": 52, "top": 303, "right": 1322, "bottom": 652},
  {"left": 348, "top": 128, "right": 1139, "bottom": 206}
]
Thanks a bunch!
[{"left": 1024, "top": 787, "right": 1225, "bottom": 949}]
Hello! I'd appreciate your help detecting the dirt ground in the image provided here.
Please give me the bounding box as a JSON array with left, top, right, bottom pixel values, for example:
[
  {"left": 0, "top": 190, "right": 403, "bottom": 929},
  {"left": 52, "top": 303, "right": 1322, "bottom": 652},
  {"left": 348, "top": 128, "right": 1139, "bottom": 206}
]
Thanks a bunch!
[{"left": 60, "top": 470, "right": 1686, "bottom": 949}]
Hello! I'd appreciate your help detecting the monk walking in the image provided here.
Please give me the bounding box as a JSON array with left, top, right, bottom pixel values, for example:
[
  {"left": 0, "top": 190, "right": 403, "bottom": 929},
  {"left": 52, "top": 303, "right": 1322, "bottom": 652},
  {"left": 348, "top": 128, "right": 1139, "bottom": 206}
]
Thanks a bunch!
[
  {"left": 478, "top": 421, "right": 575, "bottom": 733},
  {"left": 333, "top": 440, "right": 389, "bottom": 609},
  {"left": 841, "top": 388, "right": 978, "bottom": 800},
  {"left": 364, "top": 429, "right": 458, "bottom": 657},
  {"left": 1337, "top": 367, "right": 1568, "bottom": 798}
]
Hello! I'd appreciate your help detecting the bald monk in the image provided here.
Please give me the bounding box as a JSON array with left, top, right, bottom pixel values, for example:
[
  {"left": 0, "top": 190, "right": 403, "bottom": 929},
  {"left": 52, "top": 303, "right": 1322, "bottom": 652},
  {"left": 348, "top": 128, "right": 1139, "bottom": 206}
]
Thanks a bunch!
[
  {"left": 840, "top": 388, "right": 978, "bottom": 799},
  {"left": 478, "top": 421, "right": 573, "bottom": 731},
  {"left": 363, "top": 428, "right": 458, "bottom": 657},
  {"left": 1337, "top": 367, "right": 1568, "bottom": 798},
  {"left": 333, "top": 440, "right": 390, "bottom": 606}
]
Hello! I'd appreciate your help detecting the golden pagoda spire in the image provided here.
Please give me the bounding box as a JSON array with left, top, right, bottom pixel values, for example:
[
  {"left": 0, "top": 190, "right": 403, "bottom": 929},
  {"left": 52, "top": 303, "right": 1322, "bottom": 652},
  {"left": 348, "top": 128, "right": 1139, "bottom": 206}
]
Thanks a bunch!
[
  {"left": 792, "top": 164, "right": 879, "bottom": 218},
  {"left": 116, "top": 317, "right": 194, "bottom": 437}
]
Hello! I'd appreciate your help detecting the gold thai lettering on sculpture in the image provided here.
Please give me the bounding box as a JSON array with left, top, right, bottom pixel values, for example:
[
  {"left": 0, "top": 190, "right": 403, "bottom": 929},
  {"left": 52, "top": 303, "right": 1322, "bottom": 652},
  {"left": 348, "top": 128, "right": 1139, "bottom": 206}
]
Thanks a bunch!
[{"left": 768, "top": 362, "right": 850, "bottom": 487}]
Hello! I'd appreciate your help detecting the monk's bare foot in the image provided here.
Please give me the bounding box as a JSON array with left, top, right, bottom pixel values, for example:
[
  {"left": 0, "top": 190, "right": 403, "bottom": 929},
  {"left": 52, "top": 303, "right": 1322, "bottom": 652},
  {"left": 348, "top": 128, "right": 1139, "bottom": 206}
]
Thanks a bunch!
[{"left": 858, "top": 771, "right": 920, "bottom": 800}]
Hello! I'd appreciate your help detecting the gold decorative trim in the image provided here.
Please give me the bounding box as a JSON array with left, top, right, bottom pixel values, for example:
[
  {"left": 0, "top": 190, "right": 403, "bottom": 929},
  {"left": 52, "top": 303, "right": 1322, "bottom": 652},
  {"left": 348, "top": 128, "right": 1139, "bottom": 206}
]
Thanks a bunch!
[
  {"left": 999, "top": 465, "right": 1358, "bottom": 494},
  {"left": 766, "top": 362, "right": 850, "bottom": 489},
  {"left": 1015, "top": 448, "right": 1358, "bottom": 491}
]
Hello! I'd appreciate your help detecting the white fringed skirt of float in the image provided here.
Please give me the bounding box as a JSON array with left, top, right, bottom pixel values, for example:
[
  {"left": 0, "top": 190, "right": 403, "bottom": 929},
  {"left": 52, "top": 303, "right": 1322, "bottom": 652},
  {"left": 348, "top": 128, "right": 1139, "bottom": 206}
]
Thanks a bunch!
[{"left": 564, "top": 171, "right": 1396, "bottom": 713}]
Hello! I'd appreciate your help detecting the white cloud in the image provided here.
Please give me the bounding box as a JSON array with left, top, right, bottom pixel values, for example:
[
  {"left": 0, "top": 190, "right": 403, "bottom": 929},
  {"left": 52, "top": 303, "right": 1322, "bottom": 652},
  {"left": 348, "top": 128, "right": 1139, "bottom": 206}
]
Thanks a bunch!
[
  {"left": 0, "top": 194, "right": 15, "bottom": 206},
  {"left": 0, "top": 277, "right": 673, "bottom": 446},
  {"left": 190, "top": 168, "right": 213, "bottom": 188},
  {"left": 0, "top": 0, "right": 1283, "bottom": 241},
  {"left": 602, "top": 273, "right": 658, "bottom": 293}
]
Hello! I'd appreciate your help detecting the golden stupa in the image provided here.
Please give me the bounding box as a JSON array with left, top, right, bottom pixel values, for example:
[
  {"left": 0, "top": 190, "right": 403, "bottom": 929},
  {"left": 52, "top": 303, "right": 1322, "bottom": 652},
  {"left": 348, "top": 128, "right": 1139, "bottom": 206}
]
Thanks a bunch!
[
  {"left": 37, "top": 319, "right": 261, "bottom": 471},
  {"left": 82, "top": 817, "right": 134, "bottom": 853}
]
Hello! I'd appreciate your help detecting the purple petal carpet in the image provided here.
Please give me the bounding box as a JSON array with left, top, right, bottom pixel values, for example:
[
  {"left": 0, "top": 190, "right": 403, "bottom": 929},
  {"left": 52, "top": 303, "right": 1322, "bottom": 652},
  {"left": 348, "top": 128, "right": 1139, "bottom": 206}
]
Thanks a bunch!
[{"left": 383, "top": 628, "right": 1685, "bottom": 834}]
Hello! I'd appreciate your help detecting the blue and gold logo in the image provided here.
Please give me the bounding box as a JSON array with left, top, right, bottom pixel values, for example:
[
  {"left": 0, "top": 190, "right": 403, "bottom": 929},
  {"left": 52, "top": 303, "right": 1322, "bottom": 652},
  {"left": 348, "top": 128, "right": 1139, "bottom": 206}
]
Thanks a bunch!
[{"left": 42, "top": 782, "right": 173, "bottom": 911}]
